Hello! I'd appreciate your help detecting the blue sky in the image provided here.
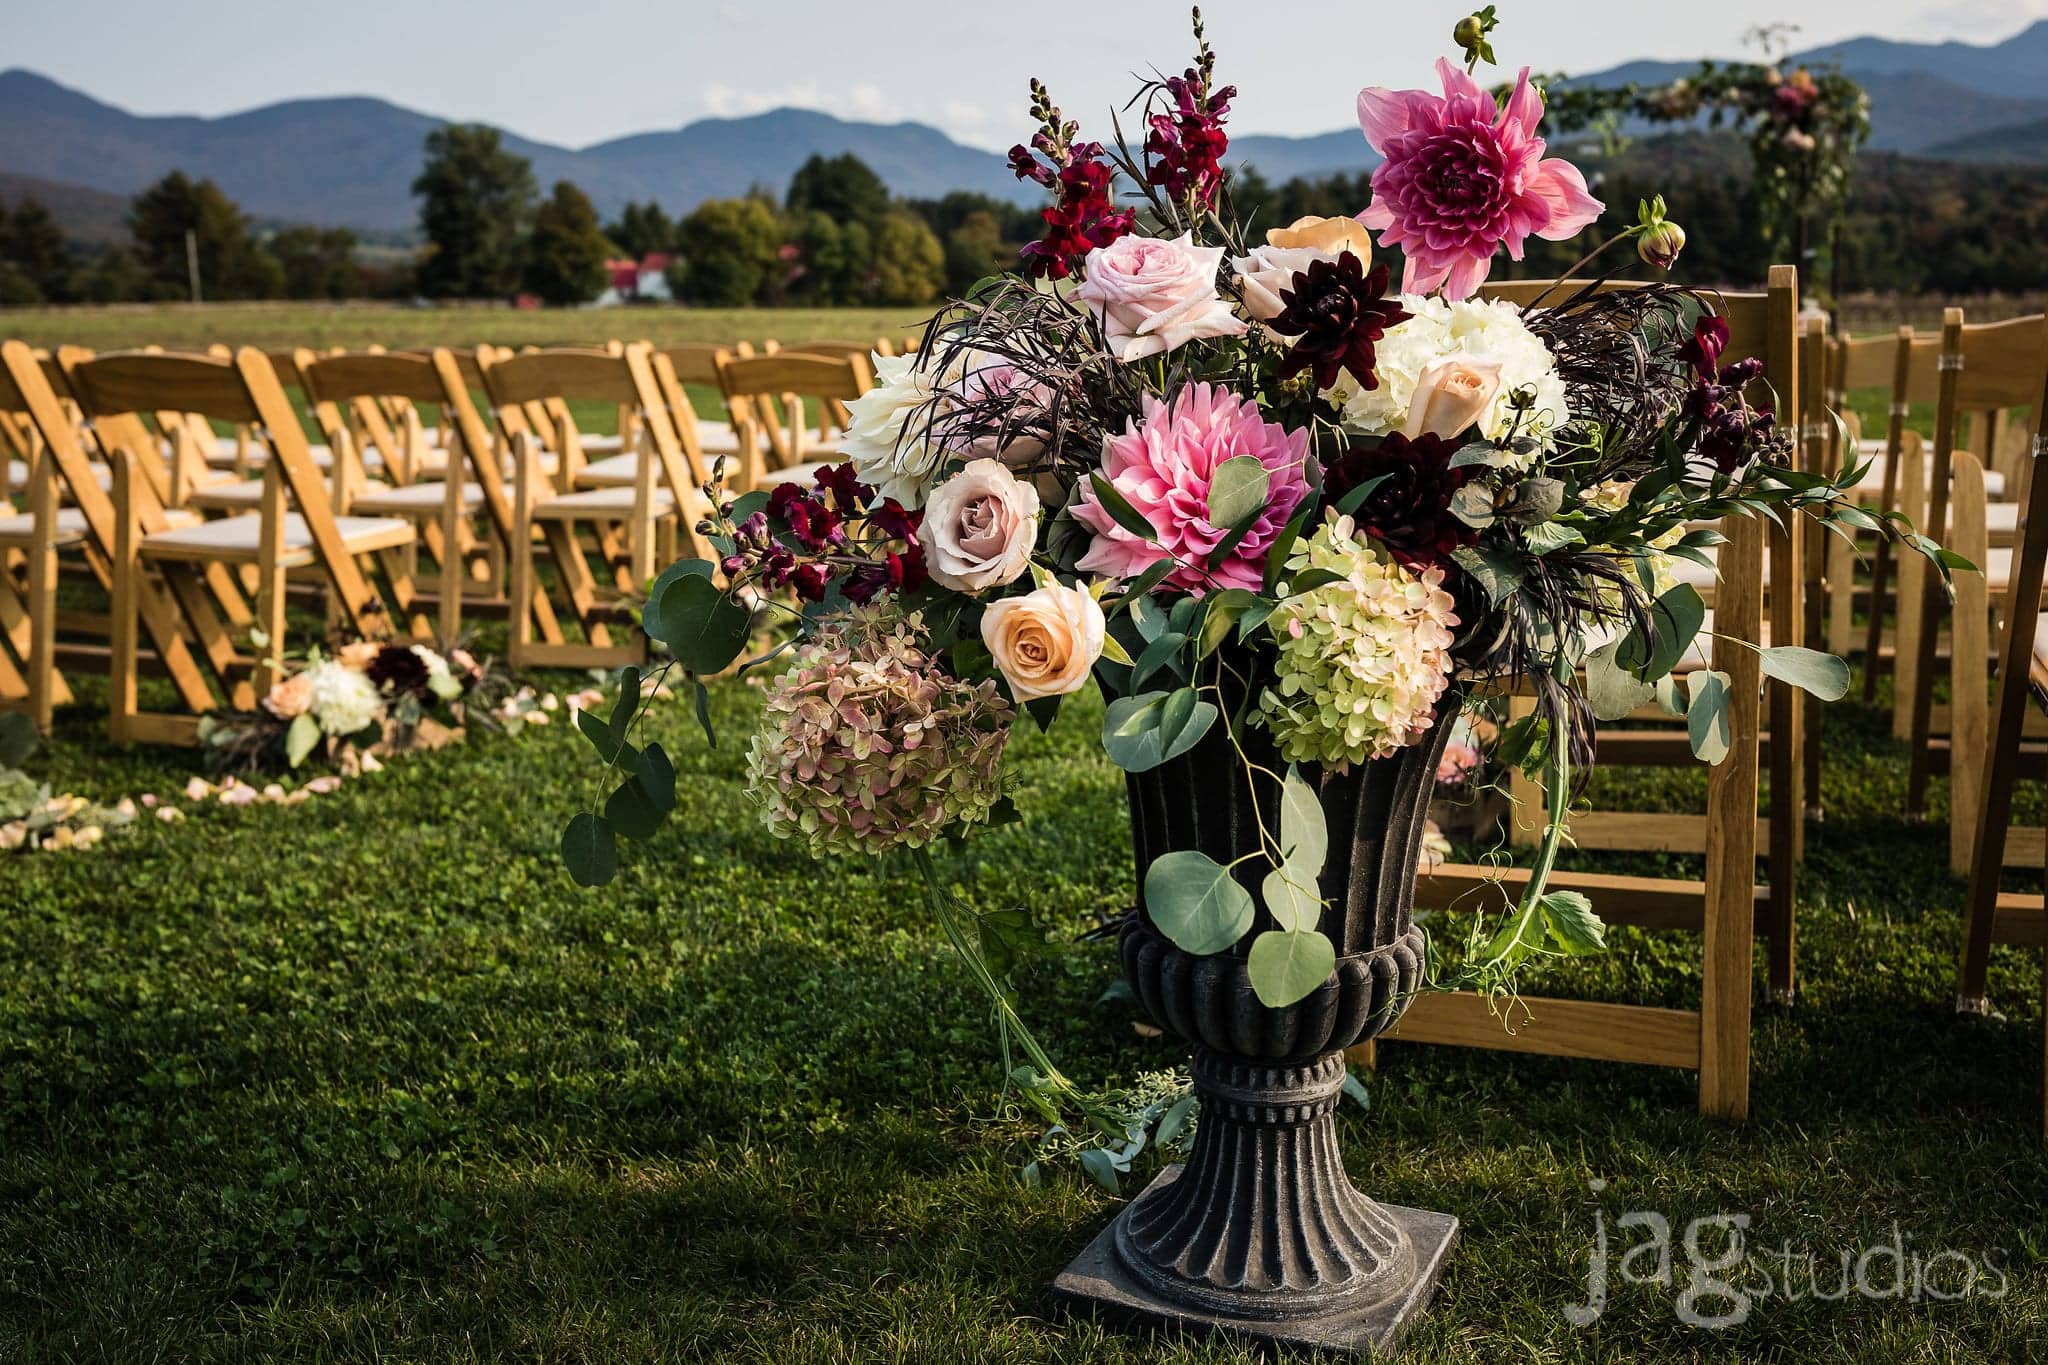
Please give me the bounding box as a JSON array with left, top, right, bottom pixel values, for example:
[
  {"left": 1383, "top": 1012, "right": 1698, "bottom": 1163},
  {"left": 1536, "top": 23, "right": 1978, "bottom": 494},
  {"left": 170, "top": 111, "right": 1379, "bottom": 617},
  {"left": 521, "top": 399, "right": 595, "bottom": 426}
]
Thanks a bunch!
[{"left": 8, "top": 1, "right": 2043, "bottom": 150}]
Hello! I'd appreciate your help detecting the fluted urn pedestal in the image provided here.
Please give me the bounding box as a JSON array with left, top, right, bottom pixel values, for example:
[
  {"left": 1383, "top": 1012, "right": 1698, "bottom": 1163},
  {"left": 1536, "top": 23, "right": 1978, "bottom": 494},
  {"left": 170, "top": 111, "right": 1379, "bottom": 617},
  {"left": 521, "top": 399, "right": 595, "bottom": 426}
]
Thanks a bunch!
[{"left": 1051, "top": 692, "right": 1461, "bottom": 1357}]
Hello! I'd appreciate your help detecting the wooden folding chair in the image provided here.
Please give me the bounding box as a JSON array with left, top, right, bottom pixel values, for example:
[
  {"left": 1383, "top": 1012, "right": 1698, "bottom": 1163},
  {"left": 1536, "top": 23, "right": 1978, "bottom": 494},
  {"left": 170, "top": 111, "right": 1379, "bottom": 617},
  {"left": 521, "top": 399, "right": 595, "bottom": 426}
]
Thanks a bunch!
[
  {"left": 1372, "top": 267, "right": 1799, "bottom": 1119},
  {"left": 717, "top": 351, "right": 873, "bottom": 491},
  {"left": 65, "top": 348, "right": 417, "bottom": 746},
  {"left": 0, "top": 361, "right": 77, "bottom": 729},
  {"left": 482, "top": 343, "right": 709, "bottom": 670},
  {"left": 1904, "top": 313, "right": 2047, "bottom": 847},
  {"left": 1955, "top": 357, "right": 2048, "bottom": 1134},
  {"left": 297, "top": 349, "right": 526, "bottom": 646}
]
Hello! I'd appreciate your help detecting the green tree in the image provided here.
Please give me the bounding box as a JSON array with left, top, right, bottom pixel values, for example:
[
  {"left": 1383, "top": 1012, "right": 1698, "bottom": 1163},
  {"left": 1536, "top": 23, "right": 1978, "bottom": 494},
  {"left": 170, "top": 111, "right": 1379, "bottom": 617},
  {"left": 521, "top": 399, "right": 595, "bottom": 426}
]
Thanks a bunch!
[
  {"left": 789, "top": 210, "right": 874, "bottom": 305},
  {"left": 605, "top": 200, "right": 676, "bottom": 259},
  {"left": 786, "top": 153, "right": 890, "bottom": 231},
  {"left": 75, "top": 247, "right": 152, "bottom": 303},
  {"left": 126, "top": 172, "right": 276, "bottom": 300},
  {"left": 671, "top": 197, "right": 784, "bottom": 306},
  {"left": 267, "top": 226, "right": 360, "bottom": 299},
  {"left": 869, "top": 210, "right": 944, "bottom": 306},
  {"left": 941, "top": 209, "right": 1006, "bottom": 294},
  {"left": 0, "top": 197, "right": 74, "bottom": 302},
  {"left": 412, "top": 124, "right": 537, "bottom": 299},
  {"left": 0, "top": 261, "right": 40, "bottom": 306},
  {"left": 524, "top": 181, "right": 614, "bottom": 306}
]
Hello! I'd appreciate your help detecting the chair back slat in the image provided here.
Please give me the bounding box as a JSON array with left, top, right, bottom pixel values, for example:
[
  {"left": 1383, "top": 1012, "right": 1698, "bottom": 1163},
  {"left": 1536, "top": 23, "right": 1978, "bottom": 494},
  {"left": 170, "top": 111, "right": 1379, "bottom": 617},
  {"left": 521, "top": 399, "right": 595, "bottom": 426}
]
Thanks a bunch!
[
  {"left": 718, "top": 353, "right": 872, "bottom": 403},
  {"left": 1953, "top": 313, "right": 2048, "bottom": 412},
  {"left": 67, "top": 352, "right": 264, "bottom": 425},
  {"left": 483, "top": 348, "right": 643, "bottom": 405},
  {"left": 300, "top": 352, "right": 449, "bottom": 406}
]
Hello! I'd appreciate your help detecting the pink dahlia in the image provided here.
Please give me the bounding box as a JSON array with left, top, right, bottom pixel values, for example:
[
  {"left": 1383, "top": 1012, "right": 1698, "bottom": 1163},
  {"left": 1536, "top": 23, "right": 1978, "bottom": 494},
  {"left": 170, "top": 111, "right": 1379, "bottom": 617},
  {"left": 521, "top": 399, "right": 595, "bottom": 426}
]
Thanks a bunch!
[
  {"left": 1357, "top": 61, "right": 1603, "bottom": 300},
  {"left": 1070, "top": 382, "right": 1309, "bottom": 593}
]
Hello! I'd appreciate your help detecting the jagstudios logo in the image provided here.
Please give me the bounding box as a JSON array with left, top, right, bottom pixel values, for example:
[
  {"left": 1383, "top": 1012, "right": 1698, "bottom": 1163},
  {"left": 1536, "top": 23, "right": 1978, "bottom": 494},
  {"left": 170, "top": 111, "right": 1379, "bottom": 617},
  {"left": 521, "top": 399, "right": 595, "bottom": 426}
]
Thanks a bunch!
[{"left": 1565, "top": 1180, "right": 2010, "bottom": 1328}]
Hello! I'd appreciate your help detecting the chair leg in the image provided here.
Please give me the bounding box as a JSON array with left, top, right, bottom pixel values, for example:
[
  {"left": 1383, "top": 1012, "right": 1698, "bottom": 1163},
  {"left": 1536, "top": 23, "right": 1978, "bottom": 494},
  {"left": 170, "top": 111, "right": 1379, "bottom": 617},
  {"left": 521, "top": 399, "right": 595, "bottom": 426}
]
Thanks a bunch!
[
  {"left": 109, "top": 456, "right": 140, "bottom": 745},
  {"left": 439, "top": 492, "right": 463, "bottom": 649},
  {"left": 508, "top": 445, "right": 538, "bottom": 671},
  {"left": 26, "top": 450, "right": 59, "bottom": 732}
]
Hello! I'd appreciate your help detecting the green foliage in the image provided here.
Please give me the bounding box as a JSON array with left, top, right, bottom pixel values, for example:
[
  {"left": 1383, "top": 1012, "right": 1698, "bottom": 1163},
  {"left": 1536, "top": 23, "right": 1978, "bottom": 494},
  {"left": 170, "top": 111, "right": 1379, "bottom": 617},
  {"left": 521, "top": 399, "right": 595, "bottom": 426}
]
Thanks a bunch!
[
  {"left": 785, "top": 153, "right": 891, "bottom": 232},
  {"left": 1142, "top": 850, "right": 1255, "bottom": 956},
  {"left": 672, "top": 197, "right": 783, "bottom": 306},
  {"left": 265, "top": 225, "right": 360, "bottom": 300},
  {"left": 412, "top": 124, "right": 538, "bottom": 299},
  {"left": 868, "top": 211, "right": 945, "bottom": 306},
  {"left": 126, "top": 171, "right": 280, "bottom": 301},
  {"left": 0, "top": 195, "right": 73, "bottom": 302},
  {"left": 523, "top": 180, "right": 613, "bottom": 306},
  {"left": 604, "top": 200, "right": 677, "bottom": 258}
]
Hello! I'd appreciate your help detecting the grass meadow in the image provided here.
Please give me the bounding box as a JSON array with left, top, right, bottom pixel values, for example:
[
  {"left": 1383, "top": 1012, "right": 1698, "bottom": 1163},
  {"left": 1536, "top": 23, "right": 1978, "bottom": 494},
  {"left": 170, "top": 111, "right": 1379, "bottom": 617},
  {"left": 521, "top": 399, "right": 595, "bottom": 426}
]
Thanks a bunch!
[{"left": 1, "top": 302, "right": 2045, "bottom": 1361}]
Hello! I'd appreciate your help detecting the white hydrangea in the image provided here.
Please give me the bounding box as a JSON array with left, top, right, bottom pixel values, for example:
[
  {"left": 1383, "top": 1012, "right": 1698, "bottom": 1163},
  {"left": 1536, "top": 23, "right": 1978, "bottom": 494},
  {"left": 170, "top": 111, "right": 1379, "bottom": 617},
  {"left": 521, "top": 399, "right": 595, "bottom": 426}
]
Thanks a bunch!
[
  {"left": 840, "top": 351, "right": 958, "bottom": 507},
  {"left": 414, "top": 646, "right": 465, "bottom": 702},
  {"left": 303, "top": 660, "right": 384, "bottom": 737},
  {"left": 1329, "top": 294, "right": 1569, "bottom": 468}
]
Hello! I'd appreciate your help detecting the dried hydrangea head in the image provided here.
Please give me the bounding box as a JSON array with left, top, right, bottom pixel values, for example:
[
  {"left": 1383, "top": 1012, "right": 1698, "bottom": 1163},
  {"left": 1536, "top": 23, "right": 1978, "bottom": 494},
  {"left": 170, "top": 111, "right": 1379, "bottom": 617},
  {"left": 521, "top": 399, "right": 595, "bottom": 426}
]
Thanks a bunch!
[
  {"left": 1256, "top": 513, "right": 1460, "bottom": 768},
  {"left": 745, "top": 610, "right": 1015, "bottom": 857}
]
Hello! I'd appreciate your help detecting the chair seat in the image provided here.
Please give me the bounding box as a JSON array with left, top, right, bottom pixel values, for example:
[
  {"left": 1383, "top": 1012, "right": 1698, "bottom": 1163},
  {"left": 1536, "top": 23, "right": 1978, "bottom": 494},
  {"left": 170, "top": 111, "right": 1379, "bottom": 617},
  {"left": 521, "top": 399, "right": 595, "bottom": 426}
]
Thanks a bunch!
[
  {"left": 0, "top": 507, "right": 88, "bottom": 548},
  {"left": 757, "top": 461, "right": 828, "bottom": 488},
  {"left": 203, "top": 439, "right": 338, "bottom": 472},
  {"left": 140, "top": 513, "right": 414, "bottom": 566},
  {"left": 530, "top": 486, "right": 678, "bottom": 520},
  {"left": 350, "top": 481, "right": 485, "bottom": 517},
  {"left": 186, "top": 478, "right": 269, "bottom": 511},
  {"left": 581, "top": 433, "right": 626, "bottom": 457},
  {"left": 10, "top": 459, "right": 112, "bottom": 494},
  {"left": 574, "top": 453, "right": 647, "bottom": 489}
]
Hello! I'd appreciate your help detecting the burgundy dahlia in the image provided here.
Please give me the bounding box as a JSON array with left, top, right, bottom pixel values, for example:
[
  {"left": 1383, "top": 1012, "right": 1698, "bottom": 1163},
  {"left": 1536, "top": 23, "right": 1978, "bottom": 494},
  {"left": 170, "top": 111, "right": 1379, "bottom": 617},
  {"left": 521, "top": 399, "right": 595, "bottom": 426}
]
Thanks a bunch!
[
  {"left": 367, "top": 643, "right": 432, "bottom": 701},
  {"left": 1268, "top": 253, "right": 1411, "bottom": 392},
  {"left": 1322, "top": 432, "right": 1475, "bottom": 570}
]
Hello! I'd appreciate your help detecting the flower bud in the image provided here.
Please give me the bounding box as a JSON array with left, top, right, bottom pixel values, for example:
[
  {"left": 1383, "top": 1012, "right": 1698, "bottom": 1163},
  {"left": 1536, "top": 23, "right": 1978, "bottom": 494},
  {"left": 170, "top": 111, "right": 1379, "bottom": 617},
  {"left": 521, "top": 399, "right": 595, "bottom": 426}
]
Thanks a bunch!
[
  {"left": 1637, "top": 219, "right": 1686, "bottom": 270},
  {"left": 1454, "top": 15, "right": 1485, "bottom": 48}
]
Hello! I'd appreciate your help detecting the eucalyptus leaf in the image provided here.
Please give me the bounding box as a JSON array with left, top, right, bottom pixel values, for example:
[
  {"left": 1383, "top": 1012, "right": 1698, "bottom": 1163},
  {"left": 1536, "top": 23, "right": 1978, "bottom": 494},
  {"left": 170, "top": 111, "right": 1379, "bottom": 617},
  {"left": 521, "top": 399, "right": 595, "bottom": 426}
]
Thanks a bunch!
[
  {"left": 1088, "top": 472, "right": 1159, "bottom": 542},
  {"left": 1131, "top": 632, "right": 1186, "bottom": 690},
  {"left": 1260, "top": 865, "right": 1321, "bottom": 934},
  {"left": 650, "top": 572, "right": 750, "bottom": 674},
  {"left": 1450, "top": 543, "right": 1525, "bottom": 604},
  {"left": 284, "top": 712, "right": 322, "bottom": 769},
  {"left": 1278, "top": 766, "right": 1327, "bottom": 874},
  {"left": 1156, "top": 1092, "right": 1197, "bottom": 1147},
  {"left": 1077, "top": 1147, "right": 1123, "bottom": 1195},
  {"left": 561, "top": 813, "right": 617, "bottom": 888},
  {"left": 1758, "top": 645, "right": 1850, "bottom": 701},
  {"left": 636, "top": 742, "right": 676, "bottom": 812},
  {"left": 0, "top": 713, "right": 37, "bottom": 769},
  {"left": 1585, "top": 642, "right": 1658, "bottom": 721},
  {"left": 1617, "top": 583, "right": 1707, "bottom": 681},
  {"left": 1246, "top": 929, "right": 1337, "bottom": 1007},
  {"left": 605, "top": 777, "right": 663, "bottom": 841},
  {"left": 1686, "top": 669, "right": 1733, "bottom": 764},
  {"left": 1207, "top": 455, "right": 1270, "bottom": 532},
  {"left": 1145, "top": 850, "right": 1256, "bottom": 956}
]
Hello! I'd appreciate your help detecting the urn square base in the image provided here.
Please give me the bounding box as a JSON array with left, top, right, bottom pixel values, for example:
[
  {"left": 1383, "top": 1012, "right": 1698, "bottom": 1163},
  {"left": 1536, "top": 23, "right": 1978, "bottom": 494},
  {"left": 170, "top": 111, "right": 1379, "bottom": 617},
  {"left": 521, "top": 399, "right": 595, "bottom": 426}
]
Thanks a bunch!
[{"left": 1049, "top": 1164, "right": 1459, "bottom": 1358}]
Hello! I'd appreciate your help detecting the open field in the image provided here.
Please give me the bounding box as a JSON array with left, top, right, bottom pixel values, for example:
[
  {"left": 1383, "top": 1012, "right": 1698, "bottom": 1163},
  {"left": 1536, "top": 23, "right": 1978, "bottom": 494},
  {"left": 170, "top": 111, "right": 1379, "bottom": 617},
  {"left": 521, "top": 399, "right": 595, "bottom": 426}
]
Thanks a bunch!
[
  {"left": 3, "top": 663, "right": 2047, "bottom": 1362},
  {"left": 0, "top": 303, "right": 929, "bottom": 356}
]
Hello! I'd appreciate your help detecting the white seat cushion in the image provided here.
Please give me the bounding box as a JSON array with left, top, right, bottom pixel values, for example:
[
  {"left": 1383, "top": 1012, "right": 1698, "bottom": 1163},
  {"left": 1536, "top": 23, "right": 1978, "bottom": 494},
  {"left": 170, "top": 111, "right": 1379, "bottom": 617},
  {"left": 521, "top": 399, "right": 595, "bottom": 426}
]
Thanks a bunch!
[
  {"left": 1853, "top": 454, "right": 2007, "bottom": 501},
  {"left": 140, "top": 513, "right": 414, "bottom": 565},
  {"left": 574, "top": 453, "right": 645, "bottom": 489},
  {"left": 9, "top": 459, "right": 111, "bottom": 493},
  {"left": 0, "top": 507, "right": 88, "bottom": 547},
  {"left": 350, "top": 481, "right": 486, "bottom": 516},
  {"left": 532, "top": 486, "right": 678, "bottom": 520}
]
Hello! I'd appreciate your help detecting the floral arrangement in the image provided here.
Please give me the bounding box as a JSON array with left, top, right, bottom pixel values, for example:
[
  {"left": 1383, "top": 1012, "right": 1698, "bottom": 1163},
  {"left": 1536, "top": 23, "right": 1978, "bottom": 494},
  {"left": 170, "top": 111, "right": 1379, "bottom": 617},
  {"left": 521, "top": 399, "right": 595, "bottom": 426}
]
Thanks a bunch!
[
  {"left": 562, "top": 9, "right": 1950, "bottom": 1180},
  {"left": 198, "top": 640, "right": 496, "bottom": 773}
]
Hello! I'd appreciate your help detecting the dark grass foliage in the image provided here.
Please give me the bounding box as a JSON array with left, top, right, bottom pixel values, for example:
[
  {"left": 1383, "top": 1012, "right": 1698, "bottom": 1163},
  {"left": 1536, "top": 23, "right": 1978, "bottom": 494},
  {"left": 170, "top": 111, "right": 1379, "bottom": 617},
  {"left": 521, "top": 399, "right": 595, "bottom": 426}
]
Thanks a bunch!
[{"left": 2, "top": 663, "right": 2046, "bottom": 1362}]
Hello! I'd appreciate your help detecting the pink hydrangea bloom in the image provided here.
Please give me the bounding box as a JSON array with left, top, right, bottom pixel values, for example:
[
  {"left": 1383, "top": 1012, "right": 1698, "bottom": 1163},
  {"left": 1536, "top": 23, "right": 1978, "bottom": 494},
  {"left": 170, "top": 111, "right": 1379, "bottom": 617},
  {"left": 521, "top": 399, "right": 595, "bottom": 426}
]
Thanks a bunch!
[
  {"left": 1071, "top": 382, "right": 1309, "bottom": 592},
  {"left": 1357, "top": 61, "right": 1603, "bottom": 300}
]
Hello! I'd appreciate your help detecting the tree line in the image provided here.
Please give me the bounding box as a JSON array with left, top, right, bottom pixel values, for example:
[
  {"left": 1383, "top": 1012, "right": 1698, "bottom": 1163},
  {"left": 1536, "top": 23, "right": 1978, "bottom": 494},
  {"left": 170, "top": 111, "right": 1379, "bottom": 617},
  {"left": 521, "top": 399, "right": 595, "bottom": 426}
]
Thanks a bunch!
[{"left": 2, "top": 124, "right": 2044, "bottom": 307}]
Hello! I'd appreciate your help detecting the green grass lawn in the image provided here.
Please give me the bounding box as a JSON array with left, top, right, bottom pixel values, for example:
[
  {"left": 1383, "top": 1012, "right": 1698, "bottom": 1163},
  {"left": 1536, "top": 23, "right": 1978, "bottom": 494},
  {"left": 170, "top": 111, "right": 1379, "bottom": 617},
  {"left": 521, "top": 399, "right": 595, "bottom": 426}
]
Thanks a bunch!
[
  {"left": 0, "top": 303, "right": 927, "bottom": 356},
  {"left": 3, "top": 660, "right": 2046, "bottom": 1362}
]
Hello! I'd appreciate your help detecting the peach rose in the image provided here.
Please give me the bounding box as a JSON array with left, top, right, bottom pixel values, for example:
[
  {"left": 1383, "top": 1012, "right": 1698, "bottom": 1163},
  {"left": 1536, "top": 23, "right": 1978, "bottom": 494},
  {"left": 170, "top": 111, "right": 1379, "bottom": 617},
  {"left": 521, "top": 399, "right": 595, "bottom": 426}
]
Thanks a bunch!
[
  {"left": 924, "top": 459, "right": 1041, "bottom": 593},
  {"left": 337, "top": 642, "right": 379, "bottom": 671},
  {"left": 264, "top": 673, "right": 313, "bottom": 719},
  {"left": 980, "top": 581, "right": 1105, "bottom": 700},
  {"left": 1264, "top": 215, "right": 1375, "bottom": 265},
  {"left": 1074, "top": 232, "right": 1246, "bottom": 363},
  {"left": 1230, "top": 244, "right": 1325, "bottom": 324},
  {"left": 1401, "top": 357, "right": 1502, "bottom": 441}
]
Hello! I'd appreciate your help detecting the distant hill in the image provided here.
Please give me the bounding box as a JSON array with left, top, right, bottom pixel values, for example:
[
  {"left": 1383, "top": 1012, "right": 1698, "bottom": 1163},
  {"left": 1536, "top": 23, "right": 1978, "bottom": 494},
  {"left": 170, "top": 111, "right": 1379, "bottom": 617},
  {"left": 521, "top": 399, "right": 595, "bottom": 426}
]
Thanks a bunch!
[
  {"left": 2, "top": 18, "right": 2045, "bottom": 242},
  {"left": 0, "top": 69, "right": 1032, "bottom": 236},
  {"left": 0, "top": 169, "right": 128, "bottom": 245}
]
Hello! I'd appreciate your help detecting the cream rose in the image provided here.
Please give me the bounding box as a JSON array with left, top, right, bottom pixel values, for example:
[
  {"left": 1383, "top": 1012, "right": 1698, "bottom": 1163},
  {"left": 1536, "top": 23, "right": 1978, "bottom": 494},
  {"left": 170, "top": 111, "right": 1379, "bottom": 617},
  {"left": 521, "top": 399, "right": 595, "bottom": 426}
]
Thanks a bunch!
[
  {"left": 923, "top": 459, "right": 1041, "bottom": 593},
  {"left": 1264, "top": 214, "right": 1375, "bottom": 264},
  {"left": 980, "top": 581, "right": 1104, "bottom": 700},
  {"left": 263, "top": 673, "right": 313, "bottom": 720},
  {"left": 1401, "top": 357, "right": 1502, "bottom": 441},
  {"left": 1074, "top": 232, "right": 1246, "bottom": 363},
  {"left": 1230, "top": 244, "right": 1324, "bottom": 324}
]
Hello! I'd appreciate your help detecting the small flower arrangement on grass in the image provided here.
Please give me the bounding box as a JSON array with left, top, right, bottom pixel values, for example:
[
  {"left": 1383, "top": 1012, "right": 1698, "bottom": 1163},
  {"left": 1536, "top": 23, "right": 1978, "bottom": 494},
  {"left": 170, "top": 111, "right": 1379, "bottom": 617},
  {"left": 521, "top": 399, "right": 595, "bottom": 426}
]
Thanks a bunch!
[
  {"left": 198, "top": 640, "right": 504, "bottom": 774},
  {"left": 559, "top": 8, "right": 1959, "bottom": 1181}
]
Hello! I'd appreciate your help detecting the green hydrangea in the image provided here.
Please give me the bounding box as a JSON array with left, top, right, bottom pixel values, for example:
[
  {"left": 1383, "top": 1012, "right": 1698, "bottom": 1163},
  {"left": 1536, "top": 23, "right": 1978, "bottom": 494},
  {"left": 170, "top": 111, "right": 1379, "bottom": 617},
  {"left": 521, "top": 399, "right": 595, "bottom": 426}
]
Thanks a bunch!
[{"left": 1257, "top": 513, "right": 1461, "bottom": 768}]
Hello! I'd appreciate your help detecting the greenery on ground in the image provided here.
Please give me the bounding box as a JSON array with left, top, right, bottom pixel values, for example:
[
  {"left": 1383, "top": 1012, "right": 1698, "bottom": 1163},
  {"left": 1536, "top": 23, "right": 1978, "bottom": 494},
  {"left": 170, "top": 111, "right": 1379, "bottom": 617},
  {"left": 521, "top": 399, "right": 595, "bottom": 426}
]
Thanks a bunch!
[{"left": 2, "top": 659, "right": 2045, "bottom": 1361}]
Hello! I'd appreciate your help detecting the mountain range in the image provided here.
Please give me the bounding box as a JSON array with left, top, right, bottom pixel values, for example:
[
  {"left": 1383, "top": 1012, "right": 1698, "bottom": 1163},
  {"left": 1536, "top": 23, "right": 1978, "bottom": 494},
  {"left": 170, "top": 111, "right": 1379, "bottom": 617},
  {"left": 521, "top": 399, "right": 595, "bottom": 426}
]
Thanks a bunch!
[{"left": 1, "top": 20, "right": 2045, "bottom": 239}]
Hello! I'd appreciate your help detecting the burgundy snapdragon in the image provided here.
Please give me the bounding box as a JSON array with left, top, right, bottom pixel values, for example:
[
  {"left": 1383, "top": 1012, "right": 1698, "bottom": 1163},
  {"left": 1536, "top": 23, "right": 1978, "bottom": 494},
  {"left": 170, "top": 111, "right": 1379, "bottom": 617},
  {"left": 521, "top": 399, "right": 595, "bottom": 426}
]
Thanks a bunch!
[
  {"left": 722, "top": 464, "right": 927, "bottom": 604},
  {"left": 1677, "top": 316, "right": 1777, "bottom": 474},
  {"left": 1144, "top": 67, "right": 1235, "bottom": 209},
  {"left": 1009, "top": 82, "right": 1135, "bottom": 280}
]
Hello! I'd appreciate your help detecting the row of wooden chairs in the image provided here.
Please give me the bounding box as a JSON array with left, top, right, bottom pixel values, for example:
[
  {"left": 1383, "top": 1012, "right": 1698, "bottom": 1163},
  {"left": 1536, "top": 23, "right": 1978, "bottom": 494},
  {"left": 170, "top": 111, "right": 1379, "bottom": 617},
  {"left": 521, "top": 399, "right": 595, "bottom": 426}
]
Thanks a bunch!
[{"left": 0, "top": 337, "right": 886, "bottom": 734}]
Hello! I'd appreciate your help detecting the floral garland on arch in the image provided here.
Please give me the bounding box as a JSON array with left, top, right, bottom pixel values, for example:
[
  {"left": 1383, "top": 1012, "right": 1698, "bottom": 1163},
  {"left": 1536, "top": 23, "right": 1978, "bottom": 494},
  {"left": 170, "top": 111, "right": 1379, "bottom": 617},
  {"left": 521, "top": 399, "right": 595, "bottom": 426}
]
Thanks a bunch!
[{"left": 559, "top": 8, "right": 1955, "bottom": 1181}]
